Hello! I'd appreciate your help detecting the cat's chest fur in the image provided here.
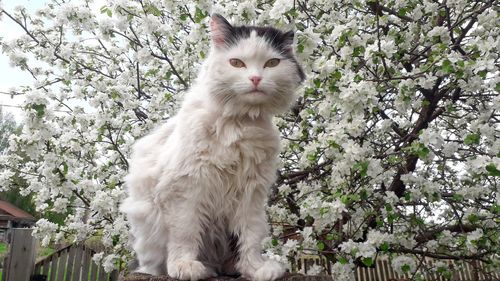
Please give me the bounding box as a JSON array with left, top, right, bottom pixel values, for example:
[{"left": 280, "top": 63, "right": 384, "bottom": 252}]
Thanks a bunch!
[{"left": 199, "top": 115, "right": 280, "bottom": 172}]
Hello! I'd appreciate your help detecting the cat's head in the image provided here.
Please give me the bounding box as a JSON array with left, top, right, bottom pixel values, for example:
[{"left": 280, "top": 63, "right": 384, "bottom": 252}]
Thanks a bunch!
[{"left": 200, "top": 14, "right": 305, "bottom": 118}]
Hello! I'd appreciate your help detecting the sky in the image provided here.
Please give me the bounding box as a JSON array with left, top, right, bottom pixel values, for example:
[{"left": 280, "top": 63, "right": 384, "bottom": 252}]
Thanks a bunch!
[{"left": 0, "top": 0, "right": 47, "bottom": 120}]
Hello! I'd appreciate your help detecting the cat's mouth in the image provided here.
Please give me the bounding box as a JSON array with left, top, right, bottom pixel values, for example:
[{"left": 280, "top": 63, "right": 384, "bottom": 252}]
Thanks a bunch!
[{"left": 246, "top": 90, "right": 267, "bottom": 96}]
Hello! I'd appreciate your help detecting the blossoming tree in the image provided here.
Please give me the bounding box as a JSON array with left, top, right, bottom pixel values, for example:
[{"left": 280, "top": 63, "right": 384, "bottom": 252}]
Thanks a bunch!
[{"left": 0, "top": 0, "right": 498, "bottom": 278}]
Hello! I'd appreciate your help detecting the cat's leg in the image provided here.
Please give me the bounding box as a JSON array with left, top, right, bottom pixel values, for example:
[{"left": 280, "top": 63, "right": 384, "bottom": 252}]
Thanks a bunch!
[
  {"left": 165, "top": 205, "right": 217, "bottom": 280},
  {"left": 232, "top": 207, "right": 285, "bottom": 281}
]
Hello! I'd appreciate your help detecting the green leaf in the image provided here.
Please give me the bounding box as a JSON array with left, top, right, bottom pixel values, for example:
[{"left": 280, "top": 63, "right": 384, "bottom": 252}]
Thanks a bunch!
[
  {"left": 286, "top": 8, "right": 299, "bottom": 18},
  {"left": 410, "top": 142, "right": 430, "bottom": 159},
  {"left": 490, "top": 204, "right": 500, "bottom": 214},
  {"left": 404, "top": 192, "right": 411, "bottom": 201},
  {"left": 437, "top": 266, "right": 452, "bottom": 278},
  {"left": 271, "top": 238, "right": 278, "bottom": 246},
  {"left": 32, "top": 104, "right": 46, "bottom": 118},
  {"left": 380, "top": 242, "right": 389, "bottom": 252},
  {"left": 385, "top": 204, "right": 393, "bottom": 212},
  {"left": 485, "top": 164, "right": 500, "bottom": 177},
  {"left": 338, "top": 256, "right": 349, "bottom": 264},
  {"left": 398, "top": 8, "right": 408, "bottom": 17},
  {"left": 353, "top": 160, "right": 369, "bottom": 177},
  {"left": 388, "top": 213, "right": 398, "bottom": 223},
  {"left": 331, "top": 70, "right": 342, "bottom": 80},
  {"left": 478, "top": 70, "right": 487, "bottom": 79},
  {"left": 441, "top": 59, "right": 454, "bottom": 74},
  {"left": 401, "top": 264, "right": 411, "bottom": 273},
  {"left": 145, "top": 4, "right": 161, "bottom": 16},
  {"left": 467, "top": 214, "right": 479, "bottom": 224},
  {"left": 421, "top": 99, "right": 431, "bottom": 107},
  {"left": 317, "top": 241, "right": 325, "bottom": 251},
  {"left": 194, "top": 7, "right": 207, "bottom": 23},
  {"left": 297, "top": 44, "right": 304, "bottom": 53},
  {"left": 61, "top": 162, "right": 69, "bottom": 175},
  {"left": 327, "top": 140, "right": 341, "bottom": 150},
  {"left": 452, "top": 193, "right": 464, "bottom": 201},
  {"left": 464, "top": 133, "right": 480, "bottom": 145},
  {"left": 352, "top": 46, "right": 365, "bottom": 57},
  {"left": 360, "top": 189, "right": 368, "bottom": 200},
  {"left": 362, "top": 257, "right": 373, "bottom": 267},
  {"left": 313, "top": 79, "right": 321, "bottom": 88},
  {"left": 306, "top": 152, "right": 317, "bottom": 161},
  {"left": 110, "top": 89, "right": 120, "bottom": 99}
]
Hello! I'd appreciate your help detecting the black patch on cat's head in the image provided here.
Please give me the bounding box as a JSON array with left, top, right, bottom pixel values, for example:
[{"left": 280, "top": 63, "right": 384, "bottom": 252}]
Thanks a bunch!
[{"left": 210, "top": 14, "right": 306, "bottom": 82}]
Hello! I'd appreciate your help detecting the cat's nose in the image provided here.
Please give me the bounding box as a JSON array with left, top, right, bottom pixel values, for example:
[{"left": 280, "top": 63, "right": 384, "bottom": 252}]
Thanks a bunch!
[{"left": 249, "top": 76, "right": 262, "bottom": 87}]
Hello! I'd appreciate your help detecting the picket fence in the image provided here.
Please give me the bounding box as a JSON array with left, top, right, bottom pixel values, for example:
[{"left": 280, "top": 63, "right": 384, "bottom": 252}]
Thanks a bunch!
[
  {"left": 3, "top": 228, "right": 499, "bottom": 281},
  {"left": 32, "top": 243, "right": 119, "bottom": 281},
  {"left": 296, "top": 255, "right": 500, "bottom": 281}
]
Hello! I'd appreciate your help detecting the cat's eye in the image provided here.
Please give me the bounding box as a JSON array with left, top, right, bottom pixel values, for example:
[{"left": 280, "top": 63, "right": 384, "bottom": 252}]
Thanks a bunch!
[
  {"left": 264, "top": 58, "right": 280, "bottom": 68},
  {"left": 229, "top": 58, "right": 246, "bottom": 68}
]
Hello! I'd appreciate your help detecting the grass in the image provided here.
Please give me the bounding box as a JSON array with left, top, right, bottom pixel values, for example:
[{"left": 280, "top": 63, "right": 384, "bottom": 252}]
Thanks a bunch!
[
  {"left": 37, "top": 245, "right": 56, "bottom": 259},
  {"left": 0, "top": 242, "right": 5, "bottom": 281}
]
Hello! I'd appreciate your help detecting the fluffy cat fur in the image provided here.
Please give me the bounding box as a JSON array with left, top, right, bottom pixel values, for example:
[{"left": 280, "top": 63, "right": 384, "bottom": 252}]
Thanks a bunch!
[{"left": 121, "top": 14, "right": 305, "bottom": 281}]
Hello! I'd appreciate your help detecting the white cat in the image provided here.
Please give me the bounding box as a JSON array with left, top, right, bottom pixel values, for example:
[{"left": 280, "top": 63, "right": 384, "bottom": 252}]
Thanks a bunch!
[{"left": 121, "top": 14, "right": 305, "bottom": 281}]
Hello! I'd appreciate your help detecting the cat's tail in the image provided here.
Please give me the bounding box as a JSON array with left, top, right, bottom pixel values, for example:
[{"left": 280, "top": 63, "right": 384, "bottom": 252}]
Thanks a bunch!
[{"left": 120, "top": 197, "right": 154, "bottom": 224}]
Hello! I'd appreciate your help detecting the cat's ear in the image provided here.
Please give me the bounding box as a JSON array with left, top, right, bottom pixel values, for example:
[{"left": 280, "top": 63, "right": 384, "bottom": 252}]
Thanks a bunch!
[
  {"left": 210, "top": 14, "right": 232, "bottom": 48},
  {"left": 282, "top": 30, "right": 295, "bottom": 52}
]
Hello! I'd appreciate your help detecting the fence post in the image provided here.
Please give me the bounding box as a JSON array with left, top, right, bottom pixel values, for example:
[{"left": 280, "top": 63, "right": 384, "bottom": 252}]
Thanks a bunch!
[{"left": 4, "top": 228, "right": 36, "bottom": 281}]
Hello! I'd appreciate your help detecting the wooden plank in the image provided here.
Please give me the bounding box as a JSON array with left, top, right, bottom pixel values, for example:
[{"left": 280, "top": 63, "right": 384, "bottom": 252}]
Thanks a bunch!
[
  {"left": 98, "top": 265, "right": 107, "bottom": 281},
  {"left": 4, "top": 228, "right": 36, "bottom": 281},
  {"left": 109, "top": 270, "right": 119, "bottom": 281},
  {"left": 81, "top": 246, "right": 92, "bottom": 281},
  {"left": 34, "top": 262, "right": 42, "bottom": 275},
  {"left": 2, "top": 256, "right": 7, "bottom": 281},
  {"left": 42, "top": 256, "right": 51, "bottom": 275},
  {"left": 383, "top": 259, "right": 393, "bottom": 280},
  {"left": 297, "top": 258, "right": 302, "bottom": 273},
  {"left": 374, "top": 261, "right": 383, "bottom": 281},
  {"left": 49, "top": 252, "right": 59, "bottom": 281},
  {"left": 72, "top": 244, "right": 84, "bottom": 281},
  {"left": 66, "top": 245, "right": 77, "bottom": 281},
  {"left": 90, "top": 257, "right": 99, "bottom": 281},
  {"left": 57, "top": 249, "right": 69, "bottom": 281}
]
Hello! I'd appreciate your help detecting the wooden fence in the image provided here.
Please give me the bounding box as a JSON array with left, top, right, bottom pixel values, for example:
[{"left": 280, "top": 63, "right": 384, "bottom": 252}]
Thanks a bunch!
[
  {"left": 2, "top": 228, "right": 36, "bottom": 281},
  {"left": 297, "top": 255, "right": 500, "bottom": 281},
  {"left": 3, "top": 227, "right": 498, "bottom": 281},
  {"left": 33, "top": 243, "right": 119, "bottom": 281}
]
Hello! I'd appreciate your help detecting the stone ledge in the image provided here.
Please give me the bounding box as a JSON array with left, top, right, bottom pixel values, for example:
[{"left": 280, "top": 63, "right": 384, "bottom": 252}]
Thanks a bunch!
[{"left": 120, "top": 273, "right": 333, "bottom": 281}]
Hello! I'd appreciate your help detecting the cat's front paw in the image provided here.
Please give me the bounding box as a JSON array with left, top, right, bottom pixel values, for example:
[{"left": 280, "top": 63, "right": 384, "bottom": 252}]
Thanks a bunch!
[
  {"left": 168, "top": 260, "right": 216, "bottom": 281},
  {"left": 252, "top": 260, "right": 285, "bottom": 281}
]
